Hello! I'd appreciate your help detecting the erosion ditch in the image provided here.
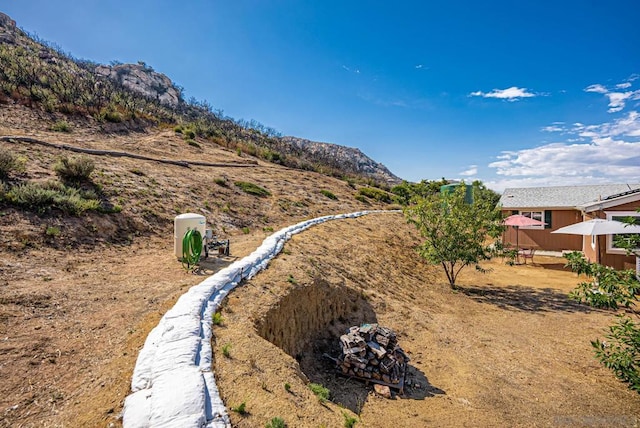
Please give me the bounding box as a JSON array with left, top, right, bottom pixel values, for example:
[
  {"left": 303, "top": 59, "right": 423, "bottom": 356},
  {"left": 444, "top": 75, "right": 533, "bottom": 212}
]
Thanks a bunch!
[{"left": 255, "top": 278, "right": 378, "bottom": 412}]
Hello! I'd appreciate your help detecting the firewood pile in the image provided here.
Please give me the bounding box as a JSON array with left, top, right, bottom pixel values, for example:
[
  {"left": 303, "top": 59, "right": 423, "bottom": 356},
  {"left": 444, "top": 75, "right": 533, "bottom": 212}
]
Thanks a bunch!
[{"left": 335, "top": 324, "right": 409, "bottom": 389}]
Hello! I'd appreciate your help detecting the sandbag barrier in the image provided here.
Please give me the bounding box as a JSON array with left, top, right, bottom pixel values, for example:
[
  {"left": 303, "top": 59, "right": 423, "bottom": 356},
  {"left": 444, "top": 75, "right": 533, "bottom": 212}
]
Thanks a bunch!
[{"left": 122, "top": 210, "right": 399, "bottom": 427}]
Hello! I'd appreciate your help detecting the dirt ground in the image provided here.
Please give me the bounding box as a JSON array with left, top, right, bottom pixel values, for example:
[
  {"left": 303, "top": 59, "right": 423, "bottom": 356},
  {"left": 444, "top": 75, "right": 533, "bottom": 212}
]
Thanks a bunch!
[
  {"left": 213, "top": 213, "right": 640, "bottom": 428},
  {"left": 1, "top": 105, "right": 639, "bottom": 427},
  {"left": 0, "top": 104, "right": 386, "bottom": 427}
]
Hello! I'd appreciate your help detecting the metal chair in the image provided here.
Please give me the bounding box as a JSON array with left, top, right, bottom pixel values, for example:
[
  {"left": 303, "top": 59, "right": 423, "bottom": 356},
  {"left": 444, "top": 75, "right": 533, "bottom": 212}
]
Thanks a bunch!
[{"left": 519, "top": 248, "right": 535, "bottom": 264}]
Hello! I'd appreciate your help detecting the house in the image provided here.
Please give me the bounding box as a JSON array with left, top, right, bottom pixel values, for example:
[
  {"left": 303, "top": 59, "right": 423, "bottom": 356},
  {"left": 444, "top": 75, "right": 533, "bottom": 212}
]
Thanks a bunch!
[{"left": 499, "top": 184, "right": 640, "bottom": 270}]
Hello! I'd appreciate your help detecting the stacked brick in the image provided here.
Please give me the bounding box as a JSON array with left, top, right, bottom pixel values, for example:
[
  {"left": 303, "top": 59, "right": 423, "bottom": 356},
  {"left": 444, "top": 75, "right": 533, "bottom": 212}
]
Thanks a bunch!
[{"left": 336, "top": 324, "right": 408, "bottom": 386}]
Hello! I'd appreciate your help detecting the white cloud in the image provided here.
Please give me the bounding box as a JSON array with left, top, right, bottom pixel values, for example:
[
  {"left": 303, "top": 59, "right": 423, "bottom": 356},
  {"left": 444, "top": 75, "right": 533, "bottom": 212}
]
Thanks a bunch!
[
  {"left": 584, "top": 78, "right": 640, "bottom": 113},
  {"left": 485, "top": 76, "right": 640, "bottom": 192},
  {"left": 469, "top": 86, "right": 536, "bottom": 101},
  {"left": 571, "top": 111, "right": 640, "bottom": 138},
  {"left": 542, "top": 111, "right": 640, "bottom": 139},
  {"left": 607, "top": 90, "right": 640, "bottom": 112},
  {"left": 487, "top": 138, "right": 640, "bottom": 192},
  {"left": 341, "top": 65, "right": 361, "bottom": 75},
  {"left": 415, "top": 64, "right": 424, "bottom": 69},
  {"left": 459, "top": 165, "right": 478, "bottom": 176},
  {"left": 486, "top": 109, "right": 640, "bottom": 192},
  {"left": 585, "top": 84, "right": 608, "bottom": 94}
]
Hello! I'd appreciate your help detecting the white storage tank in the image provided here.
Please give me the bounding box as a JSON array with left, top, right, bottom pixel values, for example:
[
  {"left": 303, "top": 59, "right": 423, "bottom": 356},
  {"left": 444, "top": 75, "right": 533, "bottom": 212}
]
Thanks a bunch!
[{"left": 174, "top": 213, "right": 206, "bottom": 259}]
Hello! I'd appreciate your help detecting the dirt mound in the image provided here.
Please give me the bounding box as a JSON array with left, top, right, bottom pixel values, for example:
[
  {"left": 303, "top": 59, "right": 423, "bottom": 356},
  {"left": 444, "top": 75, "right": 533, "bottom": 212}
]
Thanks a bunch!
[{"left": 213, "top": 213, "right": 640, "bottom": 428}]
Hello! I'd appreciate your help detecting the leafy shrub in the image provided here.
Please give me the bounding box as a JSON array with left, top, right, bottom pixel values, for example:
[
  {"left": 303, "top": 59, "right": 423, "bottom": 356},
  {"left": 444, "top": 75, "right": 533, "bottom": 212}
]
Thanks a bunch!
[
  {"left": 308, "top": 383, "right": 330, "bottom": 403},
  {"left": 97, "top": 203, "right": 122, "bottom": 214},
  {"left": 260, "top": 148, "right": 284, "bottom": 164},
  {"left": 212, "top": 312, "right": 223, "bottom": 326},
  {"left": 45, "top": 226, "right": 60, "bottom": 236},
  {"left": 230, "top": 401, "right": 247, "bottom": 415},
  {"left": 592, "top": 315, "right": 640, "bottom": 392},
  {"left": 214, "top": 177, "right": 228, "bottom": 187},
  {"left": 100, "top": 108, "right": 123, "bottom": 123},
  {"left": 354, "top": 194, "right": 369, "bottom": 204},
  {"left": 222, "top": 343, "right": 231, "bottom": 358},
  {"left": 357, "top": 187, "right": 392, "bottom": 203},
  {"left": 186, "top": 139, "right": 200, "bottom": 148},
  {"left": 0, "top": 149, "right": 25, "bottom": 179},
  {"left": 235, "top": 181, "right": 271, "bottom": 197},
  {"left": 566, "top": 252, "right": 640, "bottom": 309},
  {"left": 6, "top": 181, "right": 100, "bottom": 215},
  {"left": 344, "top": 178, "right": 356, "bottom": 189},
  {"left": 343, "top": 412, "right": 358, "bottom": 428},
  {"left": 183, "top": 128, "right": 196, "bottom": 140},
  {"left": 53, "top": 155, "right": 95, "bottom": 183},
  {"left": 565, "top": 251, "right": 640, "bottom": 391},
  {"left": 51, "top": 120, "right": 71, "bottom": 132},
  {"left": 284, "top": 383, "right": 291, "bottom": 392},
  {"left": 0, "top": 181, "right": 7, "bottom": 200},
  {"left": 173, "top": 125, "right": 184, "bottom": 134},
  {"left": 241, "top": 226, "right": 250, "bottom": 234},
  {"left": 265, "top": 417, "right": 286, "bottom": 428},
  {"left": 320, "top": 189, "right": 337, "bottom": 200},
  {"left": 244, "top": 143, "right": 257, "bottom": 156}
]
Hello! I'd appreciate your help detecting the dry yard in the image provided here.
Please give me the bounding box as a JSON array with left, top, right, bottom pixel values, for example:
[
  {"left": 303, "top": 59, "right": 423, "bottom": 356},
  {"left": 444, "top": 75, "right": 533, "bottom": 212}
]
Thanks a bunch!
[
  {"left": 1, "top": 212, "right": 640, "bottom": 427},
  {"left": 213, "top": 213, "right": 640, "bottom": 428},
  {"left": 1, "top": 106, "right": 639, "bottom": 427}
]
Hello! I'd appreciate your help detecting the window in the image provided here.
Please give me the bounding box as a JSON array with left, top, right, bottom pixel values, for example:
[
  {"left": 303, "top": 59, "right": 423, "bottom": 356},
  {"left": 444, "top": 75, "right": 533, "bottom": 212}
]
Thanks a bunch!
[
  {"left": 519, "top": 210, "right": 545, "bottom": 229},
  {"left": 606, "top": 211, "right": 640, "bottom": 254}
]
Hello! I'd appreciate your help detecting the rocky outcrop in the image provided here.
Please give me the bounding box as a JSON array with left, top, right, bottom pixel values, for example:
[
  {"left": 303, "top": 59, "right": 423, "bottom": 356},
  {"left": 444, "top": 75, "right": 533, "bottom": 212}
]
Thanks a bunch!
[
  {"left": 0, "top": 12, "right": 17, "bottom": 44},
  {"left": 95, "top": 63, "right": 182, "bottom": 107},
  {"left": 281, "top": 136, "right": 401, "bottom": 185}
]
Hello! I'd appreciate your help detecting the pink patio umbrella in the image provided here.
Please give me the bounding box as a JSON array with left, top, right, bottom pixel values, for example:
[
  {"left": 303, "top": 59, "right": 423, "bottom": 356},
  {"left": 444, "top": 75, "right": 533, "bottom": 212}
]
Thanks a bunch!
[{"left": 503, "top": 214, "right": 546, "bottom": 262}]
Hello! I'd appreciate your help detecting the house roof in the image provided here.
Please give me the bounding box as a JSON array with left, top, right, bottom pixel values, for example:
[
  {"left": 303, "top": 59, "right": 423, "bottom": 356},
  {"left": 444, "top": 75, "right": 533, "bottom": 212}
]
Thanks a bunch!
[
  {"left": 499, "top": 184, "right": 640, "bottom": 209},
  {"left": 579, "top": 187, "right": 640, "bottom": 212}
]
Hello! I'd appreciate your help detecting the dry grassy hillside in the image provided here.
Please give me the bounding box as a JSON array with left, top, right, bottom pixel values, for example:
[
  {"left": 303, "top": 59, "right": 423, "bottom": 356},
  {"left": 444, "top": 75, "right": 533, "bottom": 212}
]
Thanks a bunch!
[{"left": 0, "top": 104, "right": 393, "bottom": 427}]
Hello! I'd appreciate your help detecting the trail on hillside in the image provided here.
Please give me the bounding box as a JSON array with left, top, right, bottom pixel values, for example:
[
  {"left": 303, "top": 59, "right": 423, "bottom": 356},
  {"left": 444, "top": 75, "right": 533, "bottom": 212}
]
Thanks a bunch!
[{"left": 1, "top": 135, "right": 258, "bottom": 168}]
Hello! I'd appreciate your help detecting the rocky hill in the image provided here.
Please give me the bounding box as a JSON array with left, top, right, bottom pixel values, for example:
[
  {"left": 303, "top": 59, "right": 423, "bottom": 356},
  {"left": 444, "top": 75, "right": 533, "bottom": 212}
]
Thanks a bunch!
[
  {"left": 95, "top": 62, "right": 182, "bottom": 107},
  {"left": 0, "top": 11, "right": 400, "bottom": 185},
  {"left": 282, "top": 136, "right": 401, "bottom": 185}
]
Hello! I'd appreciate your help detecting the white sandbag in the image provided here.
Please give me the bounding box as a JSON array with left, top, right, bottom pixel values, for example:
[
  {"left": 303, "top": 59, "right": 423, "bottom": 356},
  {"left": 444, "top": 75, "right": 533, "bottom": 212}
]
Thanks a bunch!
[
  {"left": 152, "top": 335, "right": 201, "bottom": 377},
  {"left": 157, "top": 313, "right": 201, "bottom": 343},
  {"left": 122, "top": 389, "right": 152, "bottom": 428},
  {"left": 149, "top": 366, "right": 207, "bottom": 427},
  {"left": 123, "top": 210, "right": 397, "bottom": 427},
  {"left": 202, "top": 371, "right": 229, "bottom": 424},
  {"left": 131, "top": 325, "right": 163, "bottom": 391}
]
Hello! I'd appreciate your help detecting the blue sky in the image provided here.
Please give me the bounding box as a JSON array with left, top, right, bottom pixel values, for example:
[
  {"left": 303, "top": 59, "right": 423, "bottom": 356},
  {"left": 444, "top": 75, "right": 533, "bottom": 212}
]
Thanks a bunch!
[{"left": 3, "top": 1, "right": 640, "bottom": 191}]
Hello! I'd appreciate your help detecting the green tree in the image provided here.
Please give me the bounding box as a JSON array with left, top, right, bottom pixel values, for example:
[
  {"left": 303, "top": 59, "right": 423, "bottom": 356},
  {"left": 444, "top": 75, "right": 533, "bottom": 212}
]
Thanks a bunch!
[
  {"left": 565, "top": 251, "right": 640, "bottom": 392},
  {"left": 404, "top": 181, "right": 503, "bottom": 288},
  {"left": 613, "top": 210, "right": 640, "bottom": 256},
  {"left": 391, "top": 178, "right": 448, "bottom": 206},
  {"left": 471, "top": 179, "right": 501, "bottom": 209}
]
